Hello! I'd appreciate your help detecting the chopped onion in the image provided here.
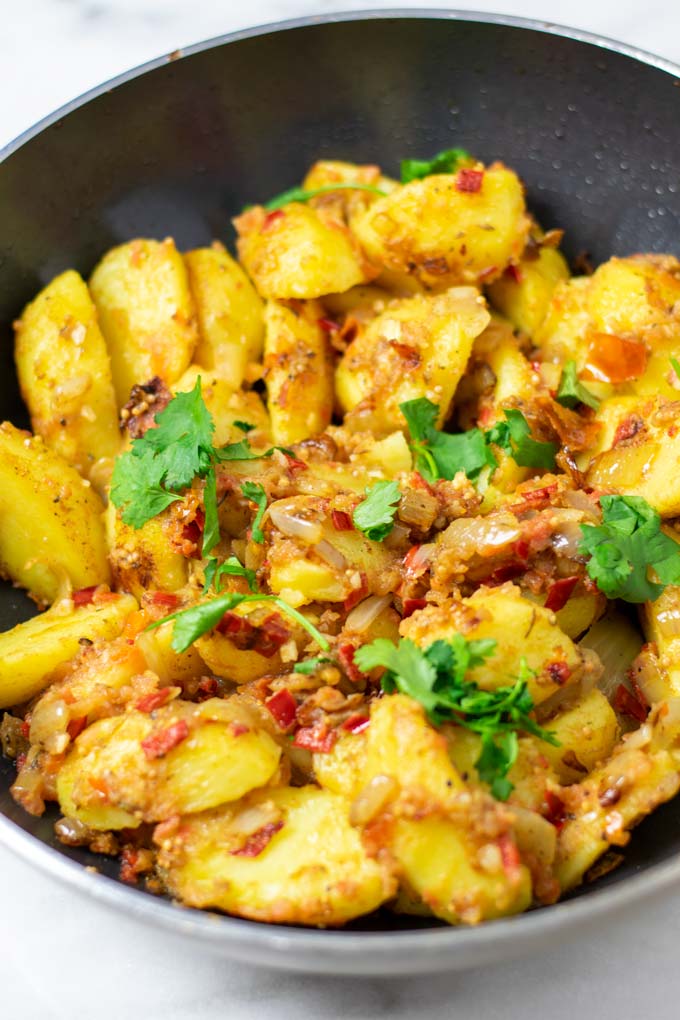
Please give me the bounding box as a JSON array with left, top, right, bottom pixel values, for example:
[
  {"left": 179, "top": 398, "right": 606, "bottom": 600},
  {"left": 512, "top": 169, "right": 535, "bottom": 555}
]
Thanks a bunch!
[
  {"left": 313, "top": 539, "right": 347, "bottom": 569},
  {"left": 349, "top": 774, "right": 399, "bottom": 826},
  {"left": 550, "top": 518, "right": 585, "bottom": 559},
  {"left": 579, "top": 610, "right": 642, "bottom": 701},
  {"left": 29, "top": 699, "right": 69, "bottom": 747},
  {"left": 268, "top": 505, "right": 323, "bottom": 544},
  {"left": 346, "top": 594, "right": 392, "bottom": 633},
  {"left": 563, "top": 488, "right": 599, "bottom": 519},
  {"left": 440, "top": 515, "right": 520, "bottom": 558}
]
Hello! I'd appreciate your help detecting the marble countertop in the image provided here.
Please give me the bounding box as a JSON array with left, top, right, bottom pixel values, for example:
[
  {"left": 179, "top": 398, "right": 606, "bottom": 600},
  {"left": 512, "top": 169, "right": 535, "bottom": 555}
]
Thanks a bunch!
[{"left": 3, "top": 1, "right": 680, "bottom": 1016}]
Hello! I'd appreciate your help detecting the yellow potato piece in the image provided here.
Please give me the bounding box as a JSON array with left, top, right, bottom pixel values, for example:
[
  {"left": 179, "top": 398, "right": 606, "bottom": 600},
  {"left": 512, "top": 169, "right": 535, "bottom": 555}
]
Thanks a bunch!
[
  {"left": 541, "top": 689, "right": 619, "bottom": 784},
  {"left": 487, "top": 247, "right": 569, "bottom": 338},
  {"left": 90, "top": 238, "right": 197, "bottom": 405},
  {"left": 0, "top": 593, "right": 136, "bottom": 709},
  {"left": 335, "top": 287, "right": 490, "bottom": 434},
  {"left": 105, "top": 501, "right": 188, "bottom": 600},
  {"left": 185, "top": 245, "right": 264, "bottom": 387},
  {"left": 172, "top": 366, "right": 271, "bottom": 447},
  {"left": 157, "top": 786, "right": 394, "bottom": 926},
  {"left": 351, "top": 163, "right": 530, "bottom": 288},
  {"left": 0, "top": 422, "right": 110, "bottom": 605},
  {"left": 14, "top": 270, "right": 121, "bottom": 477},
  {"left": 263, "top": 300, "right": 334, "bottom": 444},
  {"left": 234, "top": 202, "right": 373, "bottom": 300},
  {"left": 57, "top": 698, "right": 281, "bottom": 827}
]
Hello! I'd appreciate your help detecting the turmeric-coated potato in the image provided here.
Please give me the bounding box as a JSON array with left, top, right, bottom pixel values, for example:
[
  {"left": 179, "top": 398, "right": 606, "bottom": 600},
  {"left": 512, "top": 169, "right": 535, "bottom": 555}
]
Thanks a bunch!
[
  {"left": 0, "top": 422, "right": 111, "bottom": 605},
  {"left": 172, "top": 366, "right": 271, "bottom": 448},
  {"left": 263, "top": 300, "right": 334, "bottom": 445},
  {"left": 335, "top": 287, "right": 490, "bottom": 434},
  {"left": 90, "top": 238, "right": 197, "bottom": 405},
  {"left": 487, "top": 246, "right": 570, "bottom": 338},
  {"left": 156, "top": 785, "right": 394, "bottom": 925},
  {"left": 105, "top": 501, "right": 188, "bottom": 601},
  {"left": 234, "top": 202, "right": 375, "bottom": 300},
  {"left": 14, "top": 270, "right": 121, "bottom": 478},
  {"left": 351, "top": 163, "right": 530, "bottom": 288},
  {"left": 185, "top": 244, "right": 264, "bottom": 388}
]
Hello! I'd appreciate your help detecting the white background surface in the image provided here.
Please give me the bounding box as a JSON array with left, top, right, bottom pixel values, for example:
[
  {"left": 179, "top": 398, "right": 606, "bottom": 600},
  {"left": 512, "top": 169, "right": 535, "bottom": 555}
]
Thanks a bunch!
[{"left": 2, "top": 1, "right": 680, "bottom": 1016}]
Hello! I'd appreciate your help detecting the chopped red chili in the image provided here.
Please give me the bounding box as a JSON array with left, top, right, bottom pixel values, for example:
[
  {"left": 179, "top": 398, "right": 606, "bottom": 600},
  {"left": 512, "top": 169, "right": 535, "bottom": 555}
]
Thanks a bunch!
[
  {"left": 119, "top": 847, "right": 141, "bottom": 884},
  {"left": 293, "top": 723, "right": 337, "bottom": 753},
  {"left": 485, "top": 561, "right": 527, "bottom": 585},
  {"left": 182, "top": 508, "right": 205, "bottom": 546},
  {"left": 141, "top": 719, "right": 189, "bottom": 760},
  {"left": 283, "top": 452, "right": 308, "bottom": 473},
  {"left": 411, "top": 472, "right": 435, "bottom": 494},
  {"left": 344, "top": 573, "right": 369, "bottom": 612},
  {"left": 72, "top": 586, "right": 97, "bottom": 607},
  {"left": 265, "top": 688, "right": 298, "bottom": 731},
  {"left": 262, "top": 209, "right": 285, "bottom": 231},
  {"left": 403, "top": 544, "right": 429, "bottom": 580},
  {"left": 230, "top": 722, "right": 250, "bottom": 737},
  {"left": 196, "top": 676, "right": 219, "bottom": 701},
  {"left": 508, "top": 483, "right": 559, "bottom": 513},
  {"left": 66, "top": 716, "right": 87, "bottom": 741},
  {"left": 230, "top": 821, "right": 284, "bottom": 857},
  {"left": 338, "top": 643, "right": 366, "bottom": 684},
  {"left": 341, "top": 713, "right": 370, "bottom": 734},
  {"left": 544, "top": 575, "right": 579, "bottom": 613},
  {"left": 331, "top": 510, "right": 354, "bottom": 531},
  {"left": 317, "top": 317, "right": 340, "bottom": 334},
  {"left": 252, "top": 614, "right": 290, "bottom": 657},
  {"left": 148, "top": 591, "right": 181, "bottom": 610},
  {"left": 505, "top": 263, "right": 523, "bottom": 284},
  {"left": 498, "top": 832, "right": 521, "bottom": 878},
  {"left": 547, "top": 661, "right": 571, "bottom": 686},
  {"left": 135, "top": 689, "right": 173, "bottom": 713},
  {"left": 544, "top": 789, "right": 567, "bottom": 830},
  {"left": 612, "top": 414, "right": 644, "bottom": 447},
  {"left": 613, "top": 683, "right": 648, "bottom": 723},
  {"left": 20, "top": 720, "right": 30, "bottom": 739},
  {"left": 456, "top": 168, "right": 484, "bottom": 193},
  {"left": 402, "top": 597, "right": 427, "bottom": 618}
]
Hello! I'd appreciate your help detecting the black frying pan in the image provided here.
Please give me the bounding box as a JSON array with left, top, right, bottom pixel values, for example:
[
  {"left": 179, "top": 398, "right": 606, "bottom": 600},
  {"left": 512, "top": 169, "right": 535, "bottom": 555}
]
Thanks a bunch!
[{"left": 1, "top": 10, "right": 680, "bottom": 975}]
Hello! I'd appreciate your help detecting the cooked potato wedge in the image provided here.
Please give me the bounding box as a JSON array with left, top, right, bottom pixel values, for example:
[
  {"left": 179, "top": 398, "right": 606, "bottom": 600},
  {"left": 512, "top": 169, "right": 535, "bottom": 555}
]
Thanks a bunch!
[
  {"left": 90, "top": 238, "right": 197, "bottom": 405},
  {"left": 487, "top": 247, "right": 570, "bottom": 338},
  {"left": 14, "top": 270, "right": 121, "bottom": 477},
  {"left": 0, "top": 593, "right": 136, "bottom": 709},
  {"left": 0, "top": 423, "right": 110, "bottom": 604},
  {"left": 105, "top": 501, "right": 187, "bottom": 601}
]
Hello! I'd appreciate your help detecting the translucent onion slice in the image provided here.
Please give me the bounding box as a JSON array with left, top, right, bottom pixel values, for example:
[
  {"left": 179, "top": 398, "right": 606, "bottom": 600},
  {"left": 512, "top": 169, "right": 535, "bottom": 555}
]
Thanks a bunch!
[
  {"left": 345, "top": 594, "right": 392, "bottom": 633},
  {"left": 268, "top": 505, "right": 323, "bottom": 544},
  {"left": 579, "top": 609, "right": 642, "bottom": 702}
]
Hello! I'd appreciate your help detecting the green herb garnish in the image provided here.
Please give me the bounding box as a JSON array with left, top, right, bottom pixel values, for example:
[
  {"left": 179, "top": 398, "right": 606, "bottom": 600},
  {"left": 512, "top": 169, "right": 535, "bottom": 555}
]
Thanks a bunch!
[
  {"left": 354, "top": 636, "right": 557, "bottom": 800},
  {"left": 352, "top": 480, "right": 401, "bottom": 541},
  {"left": 487, "top": 409, "right": 558, "bottom": 470},
  {"left": 263, "top": 182, "right": 386, "bottom": 212},
  {"left": 580, "top": 494, "right": 680, "bottom": 603},
  {"left": 400, "top": 147, "right": 472, "bottom": 184},
  {"left": 201, "top": 469, "right": 220, "bottom": 558},
  {"left": 146, "top": 592, "right": 330, "bottom": 654},
  {"left": 671, "top": 357, "right": 680, "bottom": 380},
  {"left": 202, "top": 555, "right": 258, "bottom": 595},
  {"left": 556, "top": 360, "right": 600, "bottom": 411},
  {"left": 294, "top": 656, "right": 333, "bottom": 675},
  {"left": 241, "top": 481, "right": 267, "bottom": 544}
]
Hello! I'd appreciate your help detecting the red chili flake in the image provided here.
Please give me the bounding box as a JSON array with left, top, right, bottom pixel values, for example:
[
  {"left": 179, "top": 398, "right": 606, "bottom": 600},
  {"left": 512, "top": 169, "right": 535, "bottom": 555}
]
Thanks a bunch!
[
  {"left": 72, "top": 586, "right": 97, "bottom": 607},
  {"left": 505, "top": 263, "right": 523, "bottom": 284},
  {"left": 331, "top": 510, "right": 354, "bottom": 531},
  {"left": 293, "top": 723, "right": 337, "bottom": 753},
  {"left": 508, "top": 483, "right": 559, "bottom": 514},
  {"left": 390, "top": 342, "right": 421, "bottom": 368},
  {"left": 411, "top": 472, "right": 435, "bottom": 494},
  {"left": 584, "top": 332, "right": 648, "bottom": 384},
  {"left": 283, "top": 452, "right": 308, "bottom": 473},
  {"left": 547, "top": 661, "right": 572, "bottom": 687},
  {"left": 544, "top": 789, "right": 567, "bottom": 830},
  {"left": 149, "top": 591, "right": 181, "bottom": 609},
  {"left": 478, "top": 264, "right": 498, "bottom": 281},
  {"left": 182, "top": 507, "right": 205, "bottom": 546},
  {"left": 318, "top": 317, "right": 340, "bottom": 334},
  {"left": 265, "top": 688, "right": 298, "bottom": 731},
  {"left": 135, "top": 689, "right": 173, "bottom": 713},
  {"left": 216, "top": 611, "right": 256, "bottom": 640},
  {"left": 344, "top": 573, "right": 369, "bottom": 612},
  {"left": 230, "top": 820, "right": 284, "bottom": 858},
  {"left": 141, "top": 719, "right": 189, "bottom": 760},
  {"left": 120, "top": 847, "right": 141, "bottom": 885},
  {"left": 66, "top": 716, "right": 87, "bottom": 741},
  {"left": 196, "top": 676, "right": 219, "bottom": 701},
  {"left": 513, "top": 538, "right": 530, "bottom": 560},
  {"left": 403, "top": 544, "right": 429, "bottom": 580},
  {"left": 485, "top": 561, "right": 526, "bottom": 585},
  {"left": 262, "top": 209, "right": 285, "bottom": 231},
  {"left": 544, "top": 575, "right": 579, "bottom": 613},
  {"left": 498, "top": 833, "right": 522, "bottom": 879},
  {"left": 456, "top": 168, "right": 484, "bottom": 193},
  {"left": 252, "top": 614, "right": 290, "bottom": 658},
  {"left": 338, "top": 643, "right": 366, "bottom": 684},
  {"left": 342, "top": 713, "right": 370, "bottom": 734},
  {"left": 402, "top": 598, "right": 427, "bottom": 618},
  {"left": 613, "top": 683, "right": 648, "bottom": 723},
  {"left": 20, "top": 720, "right": 30, "bottom": 739},
  {"left": 230, "top": 722, "right": 250, "bottom": 737},
  {"left": 612, "top": 414, "right": 644, "bottom": 448}
]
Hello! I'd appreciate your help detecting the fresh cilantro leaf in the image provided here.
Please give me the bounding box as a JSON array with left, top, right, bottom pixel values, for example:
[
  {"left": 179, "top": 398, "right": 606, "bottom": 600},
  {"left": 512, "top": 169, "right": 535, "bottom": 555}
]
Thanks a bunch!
[
  {"left": 354, "top": 636, "right": 557, "bottom": 800},
  {"left": 400, "top": 397, "right": 439, "bottom": 442},
  {"left": 138, "top": 377, "right": 215, "bottom": 490},
  {"left": 487, "top": 409, "right": 557, "bottom": 470},
  {"left": 294, "top": 656, "right": 333, "bottom": 674},
  {"left": 671, "top": 357, "right": 680, "bottom": 380},
  {"left": 214, "top": 438, "right": 263, "bottom": 461},
  {"left": 241, "top": 481, "right": 267, "bottom": 544},
  {"left": 146, "top": 592, "right": 330, "bottom": 653},
  {"left": 202, "top": 555, "right": 258, "bottom": 595},
  {"left": 556, "top": 360, "right": 600, "bottom": 411},
  {"left": 352, "top": 480, "right": 401, "bottom": 541},
  {"left": 201, "top": 468, "right": 220, "bottom": 558},
  {"left": 263, "top": 182, "right": 386, "bottom": 212},
  {"left": 580, "top": 494, "right": 680, "bottom": 603},
  {"left": 399, "top": 397, "right": 496, "bottom": 482},
  {"left": 233, "top": 420, "right": 256, "bottom": 433},
  {"left": 110, "top": 446, "right": 182, "bottom": 528},
  {"left": 400, "top": 147, "right": 472, "bottom": 184}
]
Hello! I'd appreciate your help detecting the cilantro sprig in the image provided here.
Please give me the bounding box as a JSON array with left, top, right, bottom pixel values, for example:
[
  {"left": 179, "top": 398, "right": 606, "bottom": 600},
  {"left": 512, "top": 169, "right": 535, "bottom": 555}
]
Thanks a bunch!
[
  {"left": 401, "top": 147, "right": 472, "bottom": 184},
  {"left": 263, "top": 182, "right": 386, "bottom": 212},
  {"left": 352, "top": 480, "right": 401, "bottom": 541},
  {"left": 580, "top": 494, "right": 680, "bottom": 603},
  {"left": 147, "top": 592, "right": 330, "bottom": 654},
  {"left": 202, "top": 555, "right": 258, "bottom": 595},
  {"left": 400, "top": 398, "right": 556, "bottom": 484},
  {"left": 294, "top": 656, "right": 333, "bottom": 675},
  {"left": 354, "top": 635, "right": 557, "bottom": 800},
  {"left": 241, "top": 482, "right": 268, "bottom": 544},
  {"left": 556, "top": 360, "right": 600, "bottom": 411}
]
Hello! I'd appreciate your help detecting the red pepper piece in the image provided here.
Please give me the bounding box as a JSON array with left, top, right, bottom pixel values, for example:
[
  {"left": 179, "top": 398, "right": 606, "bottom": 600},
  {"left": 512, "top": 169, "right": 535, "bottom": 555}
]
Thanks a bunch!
[
  {"left": 283, "top": 452, "right": 308, "bottom": 473},
  {"left": 196, "top": 676, "right": 219, "bottom": 701},
  {"left": 456, "top": 168, "right": 484, "bottom": 193},
  {"left": 262, "top": 209, "right": 285, "bottom": 230},
  {"left": 141, "top": 719, "right": 189, "bottom": 760},
  {"left": 20, "top": 720, "right": 31, "bottom": 739},
  {"left": 148, "top": 591, "right": 181, "bottom": 610},
  {"left": 73, "top": 586, "right": 97, "bottom": 607},
  {"left": 317, "top": 317, "right": 340, "bottom": 334},
  {"left": 342, "top": 713, "right": 370, "bottom": 734},
  {"left": 344, "top": 573, "right": 368, "bottom": 612},
  {"left": 252, "top": 614, "right": 290, "bottom": 658},
  {"left": 411, "top": 471, "right": 435, "bottom": 494},
  {"left": 230, "top": 821, "right": 284, "bottom": 858},
  {"left": 293, "top": 724, "right": 337, "bottom": 753},
  {"left": 485, "top": 561, "right": 526, "bottom": 585},
  {"left": 613, "top": 683, "right": 648, "bottom": 723},
  {"left": 505, "top": 263, "right": 523, "bottom": 284},
  {"left": 338, "top": 643, "right": 366, "bottom": 684},
  {"left": 547, "top": 661, "right": 572, "bottom": 686},
  {"left": 403, "top": 544, "right": 429, "bottom": 580},
  {"left": 544, "top": 575, "right": 579, "bottom": 613},
  {"left": 182, "top": 507, "right": 205, "bottom": 546},
  {"left": 331, "top": 510, "right": 354, "bottom": 531},
  {"left": 544, "top": 789, "right": 567, "bottom": 830},
  {"left": 135, "top": 689, "right": 173, "bottom": 714},
  {"left": 265, "top": 688, "right": 298, "bottom": 731},
  {"left": 508, "top": 483, "right": 559, "bottom": 514},
  {"left": 66, "top": 717, "right": 87, "bottom": 741},
  {"left": 402, "top": 598, "right": 427, "bottom": 618},
  {"left": 216, "top": 611, "right": 256, "bottom": 640}
]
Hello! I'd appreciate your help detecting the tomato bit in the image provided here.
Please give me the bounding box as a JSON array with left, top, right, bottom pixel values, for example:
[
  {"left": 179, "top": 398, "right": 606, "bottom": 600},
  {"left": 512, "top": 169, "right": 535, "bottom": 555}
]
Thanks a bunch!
[
  {"left": 402, "top": 598, "right": 427, "bottom": 618},
  {"left": 141, "top": 719, "right": 190, "bottom": 760},
  {"left": 544, "top": 575, "right": 579, "bottom": 613},
  {"left": 265, "top": 688, "right": 298, "bottom": 731},
  {"left": 293, "top": 723, "right": 337, "bottom": 753},
  {"left": 341, "top": 713, "right": 370, "bottom": 734}
]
